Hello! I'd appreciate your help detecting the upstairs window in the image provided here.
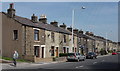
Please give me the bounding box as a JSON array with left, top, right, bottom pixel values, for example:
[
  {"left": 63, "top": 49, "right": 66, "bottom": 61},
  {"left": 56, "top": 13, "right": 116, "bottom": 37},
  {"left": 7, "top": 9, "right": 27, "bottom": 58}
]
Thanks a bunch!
[
  {"left": 64, "top": 35, "right": 66, "bottom": 43},
  {"left": 34, "top": 29, "right": 39, "bottom": 41},
  {"left": 13, "top": 30, "right": 18, "bottom": 40},
  {"left": 51, "top": 32, "right": 54, "bottom": 42}
]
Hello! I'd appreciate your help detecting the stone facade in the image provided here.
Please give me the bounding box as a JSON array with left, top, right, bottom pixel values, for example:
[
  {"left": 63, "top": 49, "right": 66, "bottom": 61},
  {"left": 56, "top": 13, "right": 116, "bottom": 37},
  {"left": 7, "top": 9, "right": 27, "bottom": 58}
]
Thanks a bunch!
[{"left": 1, "top": 3, "right": 119, "bottom": 63}]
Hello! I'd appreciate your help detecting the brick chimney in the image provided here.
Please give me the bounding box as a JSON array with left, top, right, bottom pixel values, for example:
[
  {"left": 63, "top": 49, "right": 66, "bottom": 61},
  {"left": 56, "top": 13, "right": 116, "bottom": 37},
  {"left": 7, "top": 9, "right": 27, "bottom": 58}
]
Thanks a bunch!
[
  {"left": 7, "top": 3, "right": 15, "bottom": 18},
  {"left": 67, "top": 27, "right": 72, "bottom": 32},
  {"left": 50, "top": 21, "right": 58, "bottom": 27},
  {"left": 39, "top": 14, "right": 47, "bottom": 24},
  {"left": 60, "top": 23, "right": 66, "bottom": 29},
  {"left": 31, "top": 14, "right": 38, "bottom": 23},
  {"left": 73, "top": 29, "right": 78, "bottom": 34}
]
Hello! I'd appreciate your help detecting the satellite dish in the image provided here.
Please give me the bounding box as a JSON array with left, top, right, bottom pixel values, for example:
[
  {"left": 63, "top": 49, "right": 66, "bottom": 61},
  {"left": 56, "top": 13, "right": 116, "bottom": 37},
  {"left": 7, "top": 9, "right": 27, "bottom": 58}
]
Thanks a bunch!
[{"left": 82, "top": 6, "right": 86, "bottom": 9}]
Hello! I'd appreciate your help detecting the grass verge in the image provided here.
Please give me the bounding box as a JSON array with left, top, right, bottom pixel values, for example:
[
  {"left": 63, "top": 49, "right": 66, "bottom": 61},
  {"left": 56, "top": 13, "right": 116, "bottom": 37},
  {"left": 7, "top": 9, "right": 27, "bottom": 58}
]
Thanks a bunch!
[{"left": 1, "top": 57, "right": 31, "bottom": 63}]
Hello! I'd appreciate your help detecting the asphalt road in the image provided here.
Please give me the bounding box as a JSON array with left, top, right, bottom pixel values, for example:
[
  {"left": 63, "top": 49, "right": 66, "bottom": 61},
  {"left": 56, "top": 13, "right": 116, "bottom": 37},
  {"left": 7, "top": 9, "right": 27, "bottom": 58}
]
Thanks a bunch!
[
  {"left": 33, "top": 54, "right": 119, "bottom": 69},
  {"left": 2, "top": 54, "right": 120, "bottom": 71}
]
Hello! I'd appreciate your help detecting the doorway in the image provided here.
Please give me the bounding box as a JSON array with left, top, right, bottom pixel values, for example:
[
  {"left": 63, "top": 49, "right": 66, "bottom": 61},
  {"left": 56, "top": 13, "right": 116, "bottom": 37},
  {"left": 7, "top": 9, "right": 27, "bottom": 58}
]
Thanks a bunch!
[
  {"left": 34, "top": 46, "right": 39, "bottom": 57},
  {"left": 41, "top": 47, "right": 44, "bottom": 58},
  {"left": 56, "top": 47, "right": 58, "bottom": 57}
]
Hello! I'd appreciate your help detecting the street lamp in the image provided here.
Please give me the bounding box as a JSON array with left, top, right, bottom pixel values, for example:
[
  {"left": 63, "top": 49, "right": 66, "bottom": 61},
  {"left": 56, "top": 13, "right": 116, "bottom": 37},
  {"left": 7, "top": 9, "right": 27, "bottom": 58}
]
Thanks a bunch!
[{"left": 72, "top": 7, "right": 86, "bottom": 52}]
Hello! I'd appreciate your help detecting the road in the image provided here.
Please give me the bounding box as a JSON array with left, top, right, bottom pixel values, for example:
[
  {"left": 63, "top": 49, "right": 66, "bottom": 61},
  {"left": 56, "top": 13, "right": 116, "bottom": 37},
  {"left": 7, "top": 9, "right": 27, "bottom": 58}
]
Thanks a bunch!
[{"left": 2, "top": 54, "right": 120, "bottom": 71}]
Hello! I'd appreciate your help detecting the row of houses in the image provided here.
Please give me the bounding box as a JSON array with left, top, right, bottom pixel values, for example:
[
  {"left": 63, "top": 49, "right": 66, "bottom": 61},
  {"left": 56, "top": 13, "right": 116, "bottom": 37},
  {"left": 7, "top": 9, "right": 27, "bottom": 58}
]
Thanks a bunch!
[{"left": 1, "top": 3, "right": 119, "bottom": 62}]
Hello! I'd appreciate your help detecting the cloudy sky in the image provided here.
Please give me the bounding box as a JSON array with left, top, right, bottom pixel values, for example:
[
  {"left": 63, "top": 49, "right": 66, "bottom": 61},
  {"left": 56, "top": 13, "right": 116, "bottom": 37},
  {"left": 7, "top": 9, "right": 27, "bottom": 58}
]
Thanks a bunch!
[{"left": 2, "top": 2, "right": 119, "bottom": 42}]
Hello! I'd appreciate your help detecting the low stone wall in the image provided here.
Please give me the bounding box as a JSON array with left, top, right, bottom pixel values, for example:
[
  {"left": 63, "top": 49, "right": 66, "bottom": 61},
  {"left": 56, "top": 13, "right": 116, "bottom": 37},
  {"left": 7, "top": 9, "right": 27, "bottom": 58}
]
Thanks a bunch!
[
  {"left": 23, "top": 55, "right": 34, "bottom": 62},
  {"left": 54, "top": 57, "right": 67, "bottom": 62},
  {"left": 34, "top": 57, "right": 53, "bottom": 63}
]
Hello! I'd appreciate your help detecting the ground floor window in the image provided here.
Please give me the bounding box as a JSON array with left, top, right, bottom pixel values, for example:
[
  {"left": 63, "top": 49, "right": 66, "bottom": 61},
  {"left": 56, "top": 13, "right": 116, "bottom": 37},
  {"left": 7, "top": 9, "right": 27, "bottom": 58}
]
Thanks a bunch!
[
  {"left": 34, "top": 46, "right": 39, "bottom": 57},
  {"left": 67, "top": 48, "right": 69, "bottom": 53},
  {"left": 72, "top": 47, "right": 74, "bottom": 52},
  {"left": 51, "top": 46, "right": 54, "bottom": 56},
  {"left": 63, "top": 47, "right": 66, "bottom": 53}
]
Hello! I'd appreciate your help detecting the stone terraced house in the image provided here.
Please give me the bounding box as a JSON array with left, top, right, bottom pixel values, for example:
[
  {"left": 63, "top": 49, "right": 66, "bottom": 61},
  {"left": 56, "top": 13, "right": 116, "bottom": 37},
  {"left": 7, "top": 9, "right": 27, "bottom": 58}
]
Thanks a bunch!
[{"left": 1, "top": 3, "right": 119, "bottom": 62}]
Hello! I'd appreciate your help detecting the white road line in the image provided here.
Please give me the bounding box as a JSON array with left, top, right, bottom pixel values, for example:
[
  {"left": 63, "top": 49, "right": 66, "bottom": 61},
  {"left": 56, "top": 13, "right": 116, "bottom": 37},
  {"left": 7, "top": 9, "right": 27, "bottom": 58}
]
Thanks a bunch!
[
  {"left": 93, "top": 62, "right": 97, "bottom": 64},
  {"left": 79, "top": 65, "right": 84, "bottom": 67},
  {"left": 101, "top": 60, "right": 105, "bottom": 62},
  {"left": 76, "top": 67, "right": 79, "bottom": 68}
]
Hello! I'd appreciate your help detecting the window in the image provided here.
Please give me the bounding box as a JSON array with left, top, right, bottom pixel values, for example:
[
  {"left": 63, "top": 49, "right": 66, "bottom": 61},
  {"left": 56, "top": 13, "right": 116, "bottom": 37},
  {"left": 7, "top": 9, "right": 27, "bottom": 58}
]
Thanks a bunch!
[
  {"left": 34, "top": 46, "right": 39, "bottom": 57},
  {"left": 51, "top": 32, "right": 54, "bottom": 42},
  {"left": 34, "top": 29, "right": 39, "bottom": 41},
  {"left": 13, "top": 30, "right": 18, "bottom": 40},
  {"left": 64, "top": 35, "right": 66, "bottom": 43},
  {"left": 63, "top": 47, "right": 66, "bottom": 53},
  {"left": 51, "top": 47, "right": 54, "bottom": 56}
]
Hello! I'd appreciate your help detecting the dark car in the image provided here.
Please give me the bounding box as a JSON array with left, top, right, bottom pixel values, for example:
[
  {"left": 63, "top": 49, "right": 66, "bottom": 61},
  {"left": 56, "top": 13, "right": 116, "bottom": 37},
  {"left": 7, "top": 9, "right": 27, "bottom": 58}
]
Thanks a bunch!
[{"left": 86, "top": 52, "right": 97, "bottom": 59}]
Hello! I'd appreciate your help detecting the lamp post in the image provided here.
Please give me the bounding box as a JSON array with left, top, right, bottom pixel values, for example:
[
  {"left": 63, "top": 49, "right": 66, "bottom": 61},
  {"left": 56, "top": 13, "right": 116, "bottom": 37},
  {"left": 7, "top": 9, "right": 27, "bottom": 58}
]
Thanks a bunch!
[
  {"left": 105, "top": 31, "right": 112, "bottom": 53},
  {"left": 72, "top": 7, "right": 85, "bottom": 52}
]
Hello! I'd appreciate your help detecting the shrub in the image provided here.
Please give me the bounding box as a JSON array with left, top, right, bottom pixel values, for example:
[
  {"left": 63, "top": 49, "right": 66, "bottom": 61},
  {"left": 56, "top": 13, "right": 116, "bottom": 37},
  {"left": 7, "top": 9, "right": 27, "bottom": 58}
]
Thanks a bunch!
[
  {"left": 59, "top": 53, "right": 68, "bottom": 57},
  {"left": 100, "top": 50, "right": 107, "bottom": 55}
]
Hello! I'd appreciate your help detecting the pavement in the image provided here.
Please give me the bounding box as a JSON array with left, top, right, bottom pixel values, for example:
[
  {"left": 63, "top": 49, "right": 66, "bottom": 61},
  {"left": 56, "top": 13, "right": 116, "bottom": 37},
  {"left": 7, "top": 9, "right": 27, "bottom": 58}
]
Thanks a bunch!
[{"left": 1, "top": 53, "right": 112, "bottom": 69}]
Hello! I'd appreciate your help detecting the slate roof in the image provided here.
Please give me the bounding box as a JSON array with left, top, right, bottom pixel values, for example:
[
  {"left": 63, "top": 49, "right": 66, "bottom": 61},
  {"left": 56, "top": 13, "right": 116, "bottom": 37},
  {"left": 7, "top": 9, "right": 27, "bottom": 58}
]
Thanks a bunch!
[{"left": 2, "top": 12, "right": 71, "bottom": 35}]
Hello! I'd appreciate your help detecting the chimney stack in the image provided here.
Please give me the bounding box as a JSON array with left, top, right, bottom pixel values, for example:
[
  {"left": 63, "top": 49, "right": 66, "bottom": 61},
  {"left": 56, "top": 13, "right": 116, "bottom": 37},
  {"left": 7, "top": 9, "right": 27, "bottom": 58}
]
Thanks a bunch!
[
  {"left": 67, "top": 27, "right": 72, "bottom": 32},
  {"left": 39, "top": 14, "right": 47, "bottom": 24},
  {"left": 50, "top": 21, "right": 58, "bottom": 27},
  {"left": 73, "top": 29, "right": 78, "bottom": 34},
  {"left": 7, "top": 3, "right": 15, "bottom": 18},
  {"left": 89, "top": 32, "right": 94, "bottom": 36},
  {"left": 79, "top": 30, "right": 84, "bottom": 34},
  {"left": 31, "top": 14, "right": 38, "bottom": 23},
  {"left": 60, "top": 23, "right": 66, "bottom": 29},
  {"left": 85, "top": 31, "right": 90, "bottom": 35}
]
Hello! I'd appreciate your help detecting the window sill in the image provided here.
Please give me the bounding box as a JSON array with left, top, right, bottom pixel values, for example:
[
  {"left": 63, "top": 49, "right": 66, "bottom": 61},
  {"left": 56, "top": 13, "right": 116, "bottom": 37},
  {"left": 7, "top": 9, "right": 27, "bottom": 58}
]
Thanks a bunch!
[{"left": 34, "top": 41, "right": 40, "bottom": 42}]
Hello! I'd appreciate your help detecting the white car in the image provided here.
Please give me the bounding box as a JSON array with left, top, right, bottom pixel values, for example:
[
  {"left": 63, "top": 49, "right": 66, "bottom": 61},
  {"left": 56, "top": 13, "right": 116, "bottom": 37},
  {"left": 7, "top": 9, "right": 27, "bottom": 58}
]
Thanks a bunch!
[{"left": 66, "top": 53, "right": 86, "bottom": 62}]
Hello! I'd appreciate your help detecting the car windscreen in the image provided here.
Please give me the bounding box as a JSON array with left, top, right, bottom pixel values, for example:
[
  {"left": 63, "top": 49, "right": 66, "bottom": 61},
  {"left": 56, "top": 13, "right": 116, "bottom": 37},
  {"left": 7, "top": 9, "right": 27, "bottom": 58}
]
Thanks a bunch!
[{"left": 88, "top": 52, "right": 94, "bottom": 55}]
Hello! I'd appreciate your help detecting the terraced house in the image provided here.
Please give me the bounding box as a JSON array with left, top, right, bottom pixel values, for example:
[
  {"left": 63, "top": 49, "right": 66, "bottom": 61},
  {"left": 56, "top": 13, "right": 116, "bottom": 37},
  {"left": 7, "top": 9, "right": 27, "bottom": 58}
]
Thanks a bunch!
[
  {"left": 1, "top": 3, "right": 74, "bottom": 62},
  {"left": 1, "top": 3, "right": 119, "bottom": 62}
]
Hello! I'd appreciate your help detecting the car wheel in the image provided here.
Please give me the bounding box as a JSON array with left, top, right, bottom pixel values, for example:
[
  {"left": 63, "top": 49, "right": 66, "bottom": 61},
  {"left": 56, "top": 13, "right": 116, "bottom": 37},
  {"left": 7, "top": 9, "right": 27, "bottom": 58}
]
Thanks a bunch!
[
  {"left": 83, "top": 59, "right": 85, "bottom": 61},
  {"left": 77, "top": 59, "right": 79, "bottom": 62},
  {"left": 95, "top": 57, "right": 97, "bottom": 59}
]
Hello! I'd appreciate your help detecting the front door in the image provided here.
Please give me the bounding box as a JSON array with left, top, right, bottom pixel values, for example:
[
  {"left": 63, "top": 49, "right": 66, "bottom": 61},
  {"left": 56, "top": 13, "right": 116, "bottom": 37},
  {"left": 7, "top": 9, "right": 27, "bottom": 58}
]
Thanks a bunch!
[
  {"left": 42, "top": 47, "right": 44, "bottom": 58},
  {"left": 34, "top": 46, "right": 40, "bottom": 57},
  {"left": 56, "top": 47, "right": 58, "bottom": 57}
]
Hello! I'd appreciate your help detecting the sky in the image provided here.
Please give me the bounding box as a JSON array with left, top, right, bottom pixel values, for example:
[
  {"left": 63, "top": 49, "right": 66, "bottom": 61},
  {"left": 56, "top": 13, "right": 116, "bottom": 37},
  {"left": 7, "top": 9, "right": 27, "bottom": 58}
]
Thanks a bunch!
[{"left": 1, "top": 2, "right": 119, "bottom": 42}]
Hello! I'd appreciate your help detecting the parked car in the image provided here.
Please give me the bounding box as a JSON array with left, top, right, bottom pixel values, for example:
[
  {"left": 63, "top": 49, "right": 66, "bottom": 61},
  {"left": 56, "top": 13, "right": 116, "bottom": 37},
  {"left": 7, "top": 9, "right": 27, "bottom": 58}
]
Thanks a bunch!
[
  {"left": 112, "top": 52, "right": 117, "bottom": 55},
  {"left": 117, "top": 51, "right": 120, "bottom": 54},
  {"left": 86, "top": 52, "right": 97, "bottom": 59},
  {"left": 66, "top": 53, "right": 86, "bottom": 62}
]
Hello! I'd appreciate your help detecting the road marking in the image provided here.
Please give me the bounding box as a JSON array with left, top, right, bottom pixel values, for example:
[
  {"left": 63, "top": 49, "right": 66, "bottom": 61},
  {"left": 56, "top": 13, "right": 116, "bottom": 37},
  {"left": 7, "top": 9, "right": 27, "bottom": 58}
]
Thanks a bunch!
[
  {"left": 76, "top": 66, "right": 84, "bottom": 68},
  {"left": 93, "top": 62, "right": 97, "bottom": 64},
  {"left": 79, "top": 65, "right": 84, "bottom": 67},
  {"left": 76, "top": 67, "right": 79, "bottom": 68},
  {"left": 101, "top": 60, "right": 105, "bottom": 62}
]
